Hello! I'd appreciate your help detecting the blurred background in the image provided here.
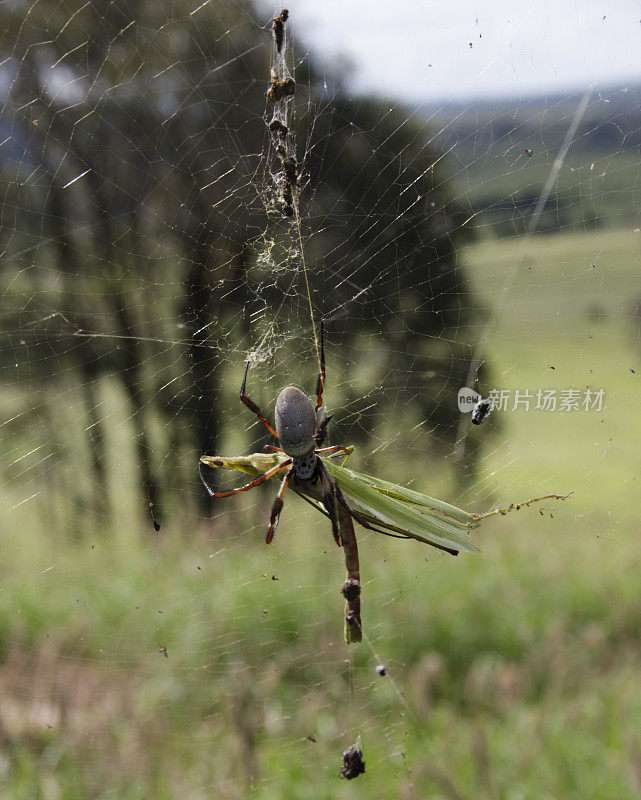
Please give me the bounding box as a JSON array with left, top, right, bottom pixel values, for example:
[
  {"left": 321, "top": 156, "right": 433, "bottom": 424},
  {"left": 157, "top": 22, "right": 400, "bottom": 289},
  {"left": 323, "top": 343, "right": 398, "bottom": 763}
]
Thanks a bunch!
[{"left": 1, "top": 1, "right": 640, "bottom": 797}]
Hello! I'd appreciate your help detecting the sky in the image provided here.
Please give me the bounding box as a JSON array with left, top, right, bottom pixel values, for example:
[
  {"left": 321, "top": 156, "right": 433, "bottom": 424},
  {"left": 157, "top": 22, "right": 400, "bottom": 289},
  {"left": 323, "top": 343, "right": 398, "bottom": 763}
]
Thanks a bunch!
[{"left": 256, "top": 0, "right": 641, "bottom": 104}]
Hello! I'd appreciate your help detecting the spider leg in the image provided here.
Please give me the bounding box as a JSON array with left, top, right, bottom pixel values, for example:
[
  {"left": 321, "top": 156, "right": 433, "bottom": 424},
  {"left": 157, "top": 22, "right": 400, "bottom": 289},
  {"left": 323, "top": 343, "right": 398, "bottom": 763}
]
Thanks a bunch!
[
  {"left": 315, "top": 445, "right": 351, "bottom": 457},
  {"left": 199, "top": 459, "right": 292, "bottom": 498},
  {"left": 314, "top": 320, "right": 326, "bottom": 412},
  {"left": 266, "top": 465, "right": 296, "bottom": 543},
  {"left": 240, "top": 362, "right": 278, "bottom": 438},
  {"left": 263, "top": 444, "right": 284, "bottom": 453},
  {"left": 318, "top": 460, "right": 341, "bottom": 547},
  {"left": 313, "top": 411, "right": 333, "bottom": 447}
]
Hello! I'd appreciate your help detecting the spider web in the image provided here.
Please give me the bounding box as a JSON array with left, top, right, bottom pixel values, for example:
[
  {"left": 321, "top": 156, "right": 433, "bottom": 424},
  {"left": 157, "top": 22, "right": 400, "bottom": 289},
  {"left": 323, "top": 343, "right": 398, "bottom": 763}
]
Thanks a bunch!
[{"left": 1, "top": 1, "right": 641, "bottom": 796}]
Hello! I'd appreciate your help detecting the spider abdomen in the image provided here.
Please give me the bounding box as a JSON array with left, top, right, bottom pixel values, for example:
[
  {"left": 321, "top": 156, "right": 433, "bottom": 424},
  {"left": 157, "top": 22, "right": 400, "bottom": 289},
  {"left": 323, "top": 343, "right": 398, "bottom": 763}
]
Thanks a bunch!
[{"left": 275, "top": 386, "right": 317, "bottom": 457}]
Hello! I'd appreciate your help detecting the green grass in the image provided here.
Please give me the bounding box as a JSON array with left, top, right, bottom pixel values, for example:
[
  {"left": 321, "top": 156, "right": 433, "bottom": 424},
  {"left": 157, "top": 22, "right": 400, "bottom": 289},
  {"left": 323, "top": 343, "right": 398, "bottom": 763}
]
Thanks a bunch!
[
  {"left": 464, "top": 228, "right": 641, "bottom": 514},
  {"left": 2, "top": 228, "right": 641, "bottom": 797}
]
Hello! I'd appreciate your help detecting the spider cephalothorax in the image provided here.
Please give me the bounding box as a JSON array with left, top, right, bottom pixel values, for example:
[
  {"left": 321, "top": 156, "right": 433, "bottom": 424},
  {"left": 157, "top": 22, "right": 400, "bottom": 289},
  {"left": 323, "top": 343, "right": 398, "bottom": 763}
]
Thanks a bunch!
[{"left": 199, "top": 324, "right": 376, "bottom": 546}]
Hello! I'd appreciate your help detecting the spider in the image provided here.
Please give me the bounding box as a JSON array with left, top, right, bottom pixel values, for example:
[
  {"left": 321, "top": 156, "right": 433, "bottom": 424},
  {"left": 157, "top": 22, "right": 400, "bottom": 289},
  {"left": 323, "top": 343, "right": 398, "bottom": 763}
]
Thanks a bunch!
[{"left": 199, "top": 324, "right": 377, "bottom": 546}]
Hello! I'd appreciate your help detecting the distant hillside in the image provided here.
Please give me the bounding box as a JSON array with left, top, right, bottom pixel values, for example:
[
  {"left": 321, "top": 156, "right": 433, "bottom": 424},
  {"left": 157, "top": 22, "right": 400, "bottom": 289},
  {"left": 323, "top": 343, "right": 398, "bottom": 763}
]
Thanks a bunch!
[{"left": 426, "top": 84, "right": 641, "bottom": 236}]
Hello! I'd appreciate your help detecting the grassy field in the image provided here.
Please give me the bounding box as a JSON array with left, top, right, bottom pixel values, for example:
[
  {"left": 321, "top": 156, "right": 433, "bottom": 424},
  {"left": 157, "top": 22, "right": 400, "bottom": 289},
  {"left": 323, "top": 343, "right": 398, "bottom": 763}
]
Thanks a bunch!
[
  {"left": 432, "top": 85, "right": 641, "bottom": 235},
  {"left": 2, "top": 228, "right": 641, "bottom": 798}
]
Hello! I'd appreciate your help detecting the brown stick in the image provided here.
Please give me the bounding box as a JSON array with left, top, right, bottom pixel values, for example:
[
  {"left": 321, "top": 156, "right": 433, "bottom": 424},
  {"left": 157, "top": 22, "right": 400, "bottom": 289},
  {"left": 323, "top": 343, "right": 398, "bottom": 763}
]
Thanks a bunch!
[{"left": 337, "top": 501, "right": 362, "bottom": 644}]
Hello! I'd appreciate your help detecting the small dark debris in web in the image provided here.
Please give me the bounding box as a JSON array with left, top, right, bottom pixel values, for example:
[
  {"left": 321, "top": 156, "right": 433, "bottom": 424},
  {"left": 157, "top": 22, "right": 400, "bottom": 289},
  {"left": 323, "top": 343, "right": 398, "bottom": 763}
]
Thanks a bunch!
[
  {"left": 283, "top": 155, "right": 298, "bottom": 185},
  {"left": 375, "top": 664, "right": 387, "bottom": 676},
  {"left": 281, "top": 180, "right": 294, "bottom": 216},
  {"left": 524, "top": 148, "right": 533, "bottom": 156},
  {"left": 158, "top": 646, "right": 168, "bottom": 658},
  {"left": 472, "top": 398, "right": 492, "bottom": 426},
  {"left": 269, "top": 117, "right": 288, "bottom": 137},
  {"left": 267, "top": 70, "right": 296, "bottom": 102},
  {"left": 339, "top": 740, "right": 365, "bottom": 780},
  {"left": 272, "top": 9, "right": 289, "bottom": 53},
  {"left": 307, "top": 734, "right": 317, "bottom": 743},
  {"left": 271, "top": 574, "right": 279, "bottom": 580}
]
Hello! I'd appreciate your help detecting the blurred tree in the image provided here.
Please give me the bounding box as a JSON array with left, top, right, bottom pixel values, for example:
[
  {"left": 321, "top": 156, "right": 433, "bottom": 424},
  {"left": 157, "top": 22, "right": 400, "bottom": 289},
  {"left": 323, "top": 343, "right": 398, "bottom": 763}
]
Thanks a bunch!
[{"left": 0, "top": 0, "right": 481, "bottom": 525}]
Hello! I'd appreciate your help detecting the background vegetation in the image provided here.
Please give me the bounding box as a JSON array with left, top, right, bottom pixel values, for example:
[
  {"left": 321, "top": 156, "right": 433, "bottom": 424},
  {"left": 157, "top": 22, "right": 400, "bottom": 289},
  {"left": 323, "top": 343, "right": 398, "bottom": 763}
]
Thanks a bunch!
[
  {"left": 433, "top": 86, "right": 641, "bottom": 235},
  {"left": 1, "top": 1, "right": 640, "bottom": 798}
]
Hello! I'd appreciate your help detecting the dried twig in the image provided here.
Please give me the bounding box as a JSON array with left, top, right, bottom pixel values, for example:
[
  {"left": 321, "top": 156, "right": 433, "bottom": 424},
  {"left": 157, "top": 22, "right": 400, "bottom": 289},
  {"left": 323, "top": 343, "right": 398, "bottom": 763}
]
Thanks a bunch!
[{"left": 474, "top": 491, "right": 574, "bottom": 521}]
